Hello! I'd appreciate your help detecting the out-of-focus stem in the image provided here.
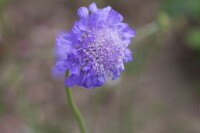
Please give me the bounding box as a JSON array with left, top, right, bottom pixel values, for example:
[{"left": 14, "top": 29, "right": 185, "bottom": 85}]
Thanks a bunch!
[{"left": 134, "top": 21, "right": 160, "bottom": 44}]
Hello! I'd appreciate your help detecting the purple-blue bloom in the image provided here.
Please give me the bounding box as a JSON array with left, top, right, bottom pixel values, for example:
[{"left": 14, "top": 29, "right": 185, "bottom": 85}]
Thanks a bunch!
[{"left": 53, "top": 2, "right": 135, "bottom": 88}]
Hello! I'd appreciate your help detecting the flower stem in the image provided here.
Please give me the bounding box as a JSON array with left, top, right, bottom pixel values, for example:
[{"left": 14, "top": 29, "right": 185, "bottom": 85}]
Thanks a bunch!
[{"left": 65, "top": 86, "right": 87, "bottom": 133}]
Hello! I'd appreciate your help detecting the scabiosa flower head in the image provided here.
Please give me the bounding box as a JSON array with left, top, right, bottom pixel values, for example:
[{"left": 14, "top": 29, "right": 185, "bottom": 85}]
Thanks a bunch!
[{"left": 53, "top": 2, "right": 135, "bottom": 88}]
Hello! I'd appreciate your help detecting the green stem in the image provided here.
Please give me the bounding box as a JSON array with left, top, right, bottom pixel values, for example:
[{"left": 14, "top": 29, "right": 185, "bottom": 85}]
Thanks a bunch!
[{"left": 65, "top": 86, "right": 87, "bottom": 133}]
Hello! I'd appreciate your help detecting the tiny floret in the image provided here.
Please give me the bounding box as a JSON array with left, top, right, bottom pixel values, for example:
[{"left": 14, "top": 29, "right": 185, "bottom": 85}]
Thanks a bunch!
[{"left": 53, "top": 2, "right": 135, "bottom": 88}]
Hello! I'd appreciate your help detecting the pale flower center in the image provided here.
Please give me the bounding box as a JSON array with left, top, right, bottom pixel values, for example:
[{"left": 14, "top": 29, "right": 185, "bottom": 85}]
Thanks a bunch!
[{"left": 83, "top": 28, "right": 125, "bottom": 76}]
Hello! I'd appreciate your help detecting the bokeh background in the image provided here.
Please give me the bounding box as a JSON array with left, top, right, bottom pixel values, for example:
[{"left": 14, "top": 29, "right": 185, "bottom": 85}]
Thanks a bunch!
[{"left": 0, "top": 0, "right": 200, "bottom": 133}]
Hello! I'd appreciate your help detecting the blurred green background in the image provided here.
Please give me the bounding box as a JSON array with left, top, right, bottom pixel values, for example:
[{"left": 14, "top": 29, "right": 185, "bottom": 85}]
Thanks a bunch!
[{"left": 0, "top": 0, "right": 200, "bottom": 133}]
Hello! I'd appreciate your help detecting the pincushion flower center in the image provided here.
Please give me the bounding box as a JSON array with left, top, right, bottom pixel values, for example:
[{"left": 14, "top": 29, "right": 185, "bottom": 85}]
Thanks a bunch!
[{"left": 84, "top": 28, "right": 124, "bottom": 75}]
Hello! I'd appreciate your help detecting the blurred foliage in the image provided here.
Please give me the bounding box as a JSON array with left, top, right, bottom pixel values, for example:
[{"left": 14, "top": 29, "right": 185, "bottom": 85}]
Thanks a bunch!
[
  {"left": 125, "top": 40, "right": 157, "bottom": 75},
  {"left": 162, "top": 0, "right": 200, "bottom": 19},
  {"left": 0, "top": 19, "right": 10, "bottom": 116},
  {"left": 163, "top": 0, "right": 200, "bottom": 52},
  {"left": 163, "top": 0, "right": 200, "bottom": 99},
  {"left": 186, "top": 29, "right": 200, "bottom": 50},
  {"left": 0, "top": 89, "right": 6, "bottom": 116},
  {"left": 0, "top": 0, "right": 6, "bottom": 11},
  {"left": 157, "top": 12, "right": 170, "bottom": 30}
]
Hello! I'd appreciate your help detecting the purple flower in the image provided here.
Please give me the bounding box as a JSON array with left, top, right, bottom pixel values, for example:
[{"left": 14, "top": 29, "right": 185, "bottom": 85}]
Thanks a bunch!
[{"left": 53, "top": 2, "right": 135, "bottom": 88}]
